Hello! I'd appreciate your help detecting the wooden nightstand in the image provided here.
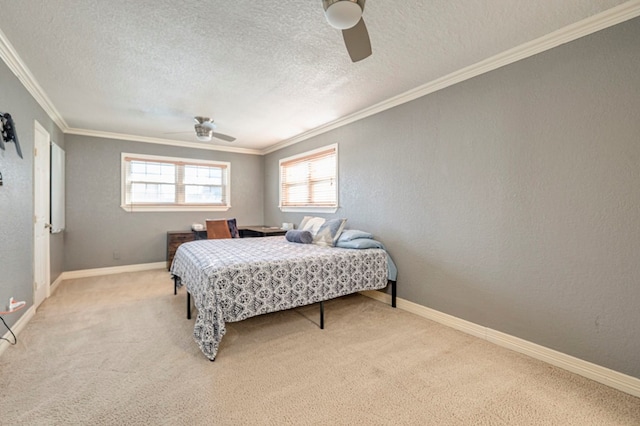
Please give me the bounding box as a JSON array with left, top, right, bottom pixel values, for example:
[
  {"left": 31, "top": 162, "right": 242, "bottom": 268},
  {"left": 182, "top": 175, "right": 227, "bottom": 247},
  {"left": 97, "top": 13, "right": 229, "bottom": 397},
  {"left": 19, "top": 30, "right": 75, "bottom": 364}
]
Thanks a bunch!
[{"left": 166, "top": 231, "right": 195, "bottom": 270}]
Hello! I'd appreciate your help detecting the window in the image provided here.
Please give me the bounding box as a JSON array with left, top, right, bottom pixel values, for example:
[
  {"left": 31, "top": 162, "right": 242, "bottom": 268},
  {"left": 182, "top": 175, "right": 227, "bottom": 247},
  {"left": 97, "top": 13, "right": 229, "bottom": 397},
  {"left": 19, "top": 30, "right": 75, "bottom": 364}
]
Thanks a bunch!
[
  {"left": 121, "top": 153, "right": 230, "bottom": 212},
  {"left": 279, "top": 144, "right": 338, "bottom": 213}
]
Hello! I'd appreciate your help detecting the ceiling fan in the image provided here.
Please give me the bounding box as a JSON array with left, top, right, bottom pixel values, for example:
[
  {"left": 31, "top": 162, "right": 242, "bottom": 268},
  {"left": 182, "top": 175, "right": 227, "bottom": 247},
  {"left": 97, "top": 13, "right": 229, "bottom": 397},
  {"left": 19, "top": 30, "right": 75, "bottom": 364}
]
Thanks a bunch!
[
  {"left": 193, "top": 116, "right": 236, "bottom": 142},
  {"left": 166, "top": 116, "right": 236, "bottom": 142},
  {"left": 322, "top": 0, "right": 371, "bottom": 62}
]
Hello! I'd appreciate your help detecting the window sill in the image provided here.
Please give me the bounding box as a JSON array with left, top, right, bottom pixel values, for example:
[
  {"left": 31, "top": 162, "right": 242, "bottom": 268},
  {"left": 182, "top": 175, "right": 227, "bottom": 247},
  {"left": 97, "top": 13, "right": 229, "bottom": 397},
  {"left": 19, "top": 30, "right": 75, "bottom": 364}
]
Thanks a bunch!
[
  {"left": 279, "top": 206, "right": 338, "bottom": 214},
  {"left": 121, "top": 205, "right": 231, "bottom": 213}
]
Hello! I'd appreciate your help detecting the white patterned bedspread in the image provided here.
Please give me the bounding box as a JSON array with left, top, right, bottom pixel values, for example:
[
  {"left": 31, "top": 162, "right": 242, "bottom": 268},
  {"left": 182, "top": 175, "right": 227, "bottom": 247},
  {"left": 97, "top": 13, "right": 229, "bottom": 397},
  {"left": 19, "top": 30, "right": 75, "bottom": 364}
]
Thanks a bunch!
[{"left": 170, "top": 236, "right": 389, "bottom": 360}]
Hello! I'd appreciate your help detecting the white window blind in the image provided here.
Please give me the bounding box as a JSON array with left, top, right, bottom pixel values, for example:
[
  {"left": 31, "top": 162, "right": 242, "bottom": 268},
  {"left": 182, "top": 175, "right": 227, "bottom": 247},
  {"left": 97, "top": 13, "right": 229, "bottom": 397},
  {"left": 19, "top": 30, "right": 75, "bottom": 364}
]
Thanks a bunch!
[
  {"left": 121, "top": 153, "right": 230, "bottom": 212},
  {"left": 279, "top": 144, "right": 337, "bottom": 212}
]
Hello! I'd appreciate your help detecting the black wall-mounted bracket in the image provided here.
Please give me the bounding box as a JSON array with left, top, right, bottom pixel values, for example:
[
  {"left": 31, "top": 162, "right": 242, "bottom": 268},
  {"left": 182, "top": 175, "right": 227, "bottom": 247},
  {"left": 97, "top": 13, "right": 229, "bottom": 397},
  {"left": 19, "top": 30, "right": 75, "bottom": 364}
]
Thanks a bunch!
[{"left": 0, "top": 111, "right": 23, "bottom": 159}]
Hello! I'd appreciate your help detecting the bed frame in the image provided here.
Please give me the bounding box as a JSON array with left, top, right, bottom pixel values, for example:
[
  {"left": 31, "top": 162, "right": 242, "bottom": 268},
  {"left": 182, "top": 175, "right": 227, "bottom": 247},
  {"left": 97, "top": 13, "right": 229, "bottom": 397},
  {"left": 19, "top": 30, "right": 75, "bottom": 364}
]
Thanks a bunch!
[
  {"left": 170, "top": 237, "right": 396, "bottom": 360},
  {"left": 174, "top": 275, "right": 397, "bottom": 327}
]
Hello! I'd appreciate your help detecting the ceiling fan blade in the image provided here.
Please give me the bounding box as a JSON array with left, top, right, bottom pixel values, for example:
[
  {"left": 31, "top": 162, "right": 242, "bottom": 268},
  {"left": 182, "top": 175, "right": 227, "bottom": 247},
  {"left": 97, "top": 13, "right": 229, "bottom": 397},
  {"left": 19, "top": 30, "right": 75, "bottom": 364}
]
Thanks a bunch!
[
  {"left": 212, "top": 132, "right": 236, "bottom": 142},
  {"left": 165, "top": 117, "right": 234, "bottom": 142},
  {"left": 342, "top": 18, "right": 371, "bottom": 62}
]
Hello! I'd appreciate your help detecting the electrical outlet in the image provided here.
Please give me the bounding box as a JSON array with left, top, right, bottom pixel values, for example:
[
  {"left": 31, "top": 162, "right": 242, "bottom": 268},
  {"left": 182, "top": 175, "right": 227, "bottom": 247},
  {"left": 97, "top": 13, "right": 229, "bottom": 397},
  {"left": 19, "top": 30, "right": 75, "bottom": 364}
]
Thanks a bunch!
[
  {"left": 8, "top": 297, "right": 26, "bottom": 312},
  {"left": 113, "top": 251, "right": 120, "bottom": 260}
]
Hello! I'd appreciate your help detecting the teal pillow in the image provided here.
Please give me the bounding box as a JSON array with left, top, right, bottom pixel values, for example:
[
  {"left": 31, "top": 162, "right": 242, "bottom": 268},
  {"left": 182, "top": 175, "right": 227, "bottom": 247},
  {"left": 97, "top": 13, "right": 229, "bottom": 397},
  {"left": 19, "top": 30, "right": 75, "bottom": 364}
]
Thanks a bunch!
[
  {"left": 336, "top": 238, "right": 385, "bottom": 249},
  {"left": 337, "top": 229, "right": 373, "bottom": 242}
]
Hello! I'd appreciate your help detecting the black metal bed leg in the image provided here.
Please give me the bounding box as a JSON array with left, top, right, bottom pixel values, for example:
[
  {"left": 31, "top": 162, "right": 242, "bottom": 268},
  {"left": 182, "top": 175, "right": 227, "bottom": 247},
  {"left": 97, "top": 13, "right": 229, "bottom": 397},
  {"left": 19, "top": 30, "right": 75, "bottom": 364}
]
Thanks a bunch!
[
  {"left": 391, "top": 280, "right": 397, "bottom": 308},
  {"left": 187, "top": 292, "right": 191, "bottom": 320},
  {"left": 173, "top": 275, "right": 179, "bottom": 295},
  {"left": 320, "top": 301, "right": 324, "bottom": 329}
]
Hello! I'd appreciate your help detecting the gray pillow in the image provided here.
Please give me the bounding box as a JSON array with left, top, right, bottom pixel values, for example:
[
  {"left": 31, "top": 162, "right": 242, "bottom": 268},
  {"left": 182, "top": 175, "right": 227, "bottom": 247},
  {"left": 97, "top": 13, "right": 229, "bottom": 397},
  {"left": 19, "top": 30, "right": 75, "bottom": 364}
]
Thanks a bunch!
[
  {"left": 313, "top": 218, "right": 347, "bottom": 247},
  {"left": 285, "top": 229, "right": 313, "bottom": 244}
]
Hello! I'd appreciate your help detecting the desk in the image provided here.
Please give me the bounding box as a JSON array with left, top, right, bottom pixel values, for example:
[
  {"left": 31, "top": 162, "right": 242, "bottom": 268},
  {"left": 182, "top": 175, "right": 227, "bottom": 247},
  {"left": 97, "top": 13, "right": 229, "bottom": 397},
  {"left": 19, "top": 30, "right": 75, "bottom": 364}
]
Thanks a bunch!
[
  {"left": 239, "top": 226, "right": 287, "bottom": 238},
  {"left": 193, "top": 229, "right": 207, "bottom": 240},
  {"left": 195, "top": 226, "right": 286, "bottom": 239},
  {"left": 167, "top": 226, "right": 287, "bottom": 270}
]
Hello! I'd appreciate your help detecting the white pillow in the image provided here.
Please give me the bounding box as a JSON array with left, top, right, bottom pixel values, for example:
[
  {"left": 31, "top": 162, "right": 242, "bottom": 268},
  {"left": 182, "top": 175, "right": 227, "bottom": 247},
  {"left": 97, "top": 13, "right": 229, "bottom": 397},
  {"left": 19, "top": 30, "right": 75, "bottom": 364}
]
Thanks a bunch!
[{"left": 299, "top": 216, "right": 326, "bottom": 236}]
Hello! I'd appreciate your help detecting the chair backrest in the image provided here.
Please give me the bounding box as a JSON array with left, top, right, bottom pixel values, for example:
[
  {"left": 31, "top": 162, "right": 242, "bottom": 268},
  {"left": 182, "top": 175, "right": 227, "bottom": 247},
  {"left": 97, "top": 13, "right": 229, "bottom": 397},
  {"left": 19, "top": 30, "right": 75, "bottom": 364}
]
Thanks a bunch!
[{"left": 206, "top": 219, "right": 232, "bottom": 239}]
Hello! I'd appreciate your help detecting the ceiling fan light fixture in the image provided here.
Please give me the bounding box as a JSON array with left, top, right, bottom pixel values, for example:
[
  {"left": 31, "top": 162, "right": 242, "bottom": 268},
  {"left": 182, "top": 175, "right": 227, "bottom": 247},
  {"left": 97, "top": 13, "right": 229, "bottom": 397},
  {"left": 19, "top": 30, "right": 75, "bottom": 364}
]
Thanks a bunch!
[
  {"left": 324, "top": 0, "right": 362, "bottom": 30},
  {"left": 191, "top": 116, "right": 236, "bottom": 142},
  {"left": 194, "top": 124, "right": 212, "bottom": 141},
  {"left": 200, "top": 121, "right": 217, "bottom": 131}
]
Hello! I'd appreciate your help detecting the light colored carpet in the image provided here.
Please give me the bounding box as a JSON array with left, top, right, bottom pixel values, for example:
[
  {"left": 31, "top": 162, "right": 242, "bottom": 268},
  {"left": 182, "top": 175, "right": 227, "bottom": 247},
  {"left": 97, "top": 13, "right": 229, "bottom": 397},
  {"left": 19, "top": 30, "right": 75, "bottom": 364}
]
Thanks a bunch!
[{"left": 0, "top": 269, "right": 638, "bottom": 425}]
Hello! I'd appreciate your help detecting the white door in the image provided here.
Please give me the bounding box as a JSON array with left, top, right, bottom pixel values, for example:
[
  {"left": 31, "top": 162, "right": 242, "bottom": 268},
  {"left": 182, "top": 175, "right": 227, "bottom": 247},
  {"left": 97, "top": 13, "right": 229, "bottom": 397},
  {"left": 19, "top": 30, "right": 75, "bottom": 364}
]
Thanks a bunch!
[{"left": 33, "top": 121, "right": 51, "bottom": 308}]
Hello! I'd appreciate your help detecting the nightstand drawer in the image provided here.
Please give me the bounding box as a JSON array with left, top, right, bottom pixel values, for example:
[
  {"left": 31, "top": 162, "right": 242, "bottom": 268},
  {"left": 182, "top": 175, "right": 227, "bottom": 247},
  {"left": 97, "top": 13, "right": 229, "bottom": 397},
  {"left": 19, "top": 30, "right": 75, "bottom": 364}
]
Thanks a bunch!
[
  {"left": 170, "top": 233, "right": 194, "bottom": 243},
  {"left": 166, "top": 231, "right": 196, "bottom": 270}
]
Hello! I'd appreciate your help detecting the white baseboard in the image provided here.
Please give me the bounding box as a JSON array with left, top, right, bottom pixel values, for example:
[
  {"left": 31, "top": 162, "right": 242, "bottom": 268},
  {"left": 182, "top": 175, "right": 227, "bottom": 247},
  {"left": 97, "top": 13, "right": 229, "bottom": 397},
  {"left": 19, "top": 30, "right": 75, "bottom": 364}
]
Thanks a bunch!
[
  {"left": 60, "top": 261, "right": 166, "bottom": 280},
  {"left": 50, "top": 273, "right": 65, "bottom": 295},
  {"left": 360, "top": 290, "right": 640, "bottom": 398},
  {"left": 0, "top": 305, "right": 36, "bottom": 358},
  {"left": 6, "top": 270, "right": 638, "bottom": 398},
  {"left": 1, "top": 262, "right": 166, "bottom": 360}
]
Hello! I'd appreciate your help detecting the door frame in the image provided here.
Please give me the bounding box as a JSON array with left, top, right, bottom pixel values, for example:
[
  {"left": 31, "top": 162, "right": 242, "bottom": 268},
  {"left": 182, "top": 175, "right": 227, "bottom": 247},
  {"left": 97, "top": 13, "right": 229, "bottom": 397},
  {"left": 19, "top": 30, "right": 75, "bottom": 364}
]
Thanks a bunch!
[{"left": 33, "top": 120, "right": 50, "bottom": 308}]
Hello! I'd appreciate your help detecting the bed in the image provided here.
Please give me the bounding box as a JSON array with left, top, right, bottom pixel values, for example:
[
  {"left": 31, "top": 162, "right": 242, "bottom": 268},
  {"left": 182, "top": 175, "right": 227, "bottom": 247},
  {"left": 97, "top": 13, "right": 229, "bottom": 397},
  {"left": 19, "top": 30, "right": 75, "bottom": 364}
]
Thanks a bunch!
[{"left": 170, "top": 236, "right": 396, "bottom": 361}]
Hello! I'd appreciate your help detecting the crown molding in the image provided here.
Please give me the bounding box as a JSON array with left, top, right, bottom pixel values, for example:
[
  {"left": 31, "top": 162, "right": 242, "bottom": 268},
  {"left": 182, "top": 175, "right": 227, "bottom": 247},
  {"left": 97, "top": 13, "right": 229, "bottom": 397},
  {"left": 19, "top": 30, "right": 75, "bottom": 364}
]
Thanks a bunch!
[
  {"left": 2, "top": 3, "right": 639, "bottom": 155},
  {"left": 0, "top": 27, "right": 68, "bottom": 131},
  {"left": 262, "top": 0, "right": 640, "bottom": 155},
  {"left": 64, "top": 127, "right": 262, "bottom": 155}
]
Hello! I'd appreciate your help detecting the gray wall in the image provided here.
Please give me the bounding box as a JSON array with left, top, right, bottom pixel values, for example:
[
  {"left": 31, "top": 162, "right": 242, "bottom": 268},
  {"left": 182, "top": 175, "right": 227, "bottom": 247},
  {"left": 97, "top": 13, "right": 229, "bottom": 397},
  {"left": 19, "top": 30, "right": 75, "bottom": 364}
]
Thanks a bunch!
[
  {"left": 64, "top": 135, "right": 263, "bottom": 271},
  {"left": 265, "top": 18, "right": 640, "bottom": 378},
  {"left": 2, "top": 11, "right": 638, "bottom": 381},
  {"left": 0, "top": 59, "right": 65, "bottom": 328}
]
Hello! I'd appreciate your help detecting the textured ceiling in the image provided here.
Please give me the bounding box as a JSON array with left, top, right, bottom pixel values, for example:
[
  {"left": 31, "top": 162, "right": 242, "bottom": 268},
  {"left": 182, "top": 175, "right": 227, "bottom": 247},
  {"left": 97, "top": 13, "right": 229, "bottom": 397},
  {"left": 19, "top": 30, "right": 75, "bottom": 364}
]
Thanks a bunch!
[{"left": 0, "top": 0, "right": 635, "bottom": 153}]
